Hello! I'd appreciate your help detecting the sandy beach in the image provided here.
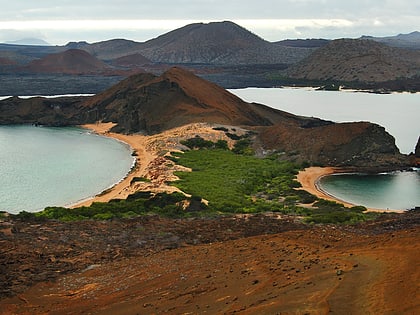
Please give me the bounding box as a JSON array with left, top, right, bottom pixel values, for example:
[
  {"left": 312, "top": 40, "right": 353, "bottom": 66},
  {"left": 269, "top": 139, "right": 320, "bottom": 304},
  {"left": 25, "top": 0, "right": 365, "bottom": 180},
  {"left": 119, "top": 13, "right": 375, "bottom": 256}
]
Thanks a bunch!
[
  {"left": 297, "top": 166, "right": 405, "bottom": 213},
  {"left": 74, "top": 122, "right": 234, "bottom": 207},
  {"left": 296, "top": 166, "right": 352, "bottom": 205}
]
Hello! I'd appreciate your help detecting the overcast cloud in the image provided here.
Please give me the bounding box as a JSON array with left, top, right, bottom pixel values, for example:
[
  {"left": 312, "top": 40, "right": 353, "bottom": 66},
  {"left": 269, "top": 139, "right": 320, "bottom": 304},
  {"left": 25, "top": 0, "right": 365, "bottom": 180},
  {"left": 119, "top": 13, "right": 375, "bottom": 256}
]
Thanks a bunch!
[{"left": 0, "top": 0, "right": 418, "bottom": 44}]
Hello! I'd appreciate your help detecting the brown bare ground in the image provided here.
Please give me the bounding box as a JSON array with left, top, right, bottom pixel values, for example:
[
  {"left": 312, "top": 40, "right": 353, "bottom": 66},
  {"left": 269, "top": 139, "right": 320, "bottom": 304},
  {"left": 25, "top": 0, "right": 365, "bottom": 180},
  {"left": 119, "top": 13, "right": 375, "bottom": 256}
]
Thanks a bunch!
[{"left": 0, "top": 212, "right": 418, "bottom": 314}]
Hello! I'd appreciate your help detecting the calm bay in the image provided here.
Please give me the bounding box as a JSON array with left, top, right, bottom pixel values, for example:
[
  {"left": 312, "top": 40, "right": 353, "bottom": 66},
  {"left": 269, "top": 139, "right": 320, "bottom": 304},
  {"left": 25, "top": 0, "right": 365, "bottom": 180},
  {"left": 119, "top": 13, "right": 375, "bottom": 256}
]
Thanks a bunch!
[
  {"left": 0, "top": 125, "right": 134, "bottom": 214},
  {"left": 231, "top": 88, "right": 420, "bottom": 210}
]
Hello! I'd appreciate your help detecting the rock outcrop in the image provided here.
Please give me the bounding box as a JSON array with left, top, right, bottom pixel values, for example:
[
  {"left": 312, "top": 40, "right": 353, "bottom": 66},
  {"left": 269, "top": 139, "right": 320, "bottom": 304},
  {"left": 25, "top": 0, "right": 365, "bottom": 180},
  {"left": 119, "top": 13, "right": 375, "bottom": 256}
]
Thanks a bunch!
[
  {"left": 415, "top": 136, "right": 420, "bottom": 157},
  {"left": 0, "top": 96, "right": 86, "bottom": 126},
  {"left": 258, "top": 121, "right": 406, "bottom": 168}
]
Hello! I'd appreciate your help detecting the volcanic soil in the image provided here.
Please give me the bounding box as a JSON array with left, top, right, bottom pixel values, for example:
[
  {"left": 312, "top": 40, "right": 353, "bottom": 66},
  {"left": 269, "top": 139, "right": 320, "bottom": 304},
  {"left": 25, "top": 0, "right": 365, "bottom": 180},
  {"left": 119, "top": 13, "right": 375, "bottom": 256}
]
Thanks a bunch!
[{"left": 0, "top": 210, "right": 419, "bottom": 314}]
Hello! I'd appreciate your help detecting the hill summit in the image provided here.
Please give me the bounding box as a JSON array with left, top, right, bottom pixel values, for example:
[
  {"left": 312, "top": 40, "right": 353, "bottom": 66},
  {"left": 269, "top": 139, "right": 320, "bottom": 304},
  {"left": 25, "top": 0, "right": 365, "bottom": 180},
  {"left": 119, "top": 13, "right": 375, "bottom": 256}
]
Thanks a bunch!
[
  {"left": 81, "top": 67, "right": 273, "bottom": 133},
  {"left": 25, "top": 49, "right": 110, "bottom": 74}
]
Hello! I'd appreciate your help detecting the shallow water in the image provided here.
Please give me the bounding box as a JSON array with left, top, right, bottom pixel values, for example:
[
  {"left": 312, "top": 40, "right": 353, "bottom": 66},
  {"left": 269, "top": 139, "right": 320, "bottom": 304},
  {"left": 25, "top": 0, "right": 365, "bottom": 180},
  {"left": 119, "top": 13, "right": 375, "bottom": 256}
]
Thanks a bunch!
[
  {"left": 319, "top": 170, "right": 420, "bottom": 210},
  {"left": 0, "top": 125, "right": 134, "bottom": 214}
]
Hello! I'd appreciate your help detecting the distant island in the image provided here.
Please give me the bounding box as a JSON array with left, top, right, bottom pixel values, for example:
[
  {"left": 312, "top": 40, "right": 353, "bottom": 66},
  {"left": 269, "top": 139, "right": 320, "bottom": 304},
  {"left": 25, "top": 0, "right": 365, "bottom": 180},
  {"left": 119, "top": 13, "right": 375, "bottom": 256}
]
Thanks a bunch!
[{"left": 0, "top": 21, "right": 419, "bottom": 95}]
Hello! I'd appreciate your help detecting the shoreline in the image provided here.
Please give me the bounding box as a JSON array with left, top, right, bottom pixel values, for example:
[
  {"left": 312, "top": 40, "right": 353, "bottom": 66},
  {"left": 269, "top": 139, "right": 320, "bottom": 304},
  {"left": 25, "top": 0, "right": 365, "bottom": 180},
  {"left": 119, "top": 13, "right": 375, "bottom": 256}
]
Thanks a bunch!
[
  {"left": 72, "top": 122, "right": 166, "bottom": 207},
  {"left": 72, "top": 122, "right": 231, "bottom": 208},
  {"left": 74, "top": 123, "right": 406, "bottom": 214},
  {"left": 296, "top": 167, "right": 405, "bottom": 213}
]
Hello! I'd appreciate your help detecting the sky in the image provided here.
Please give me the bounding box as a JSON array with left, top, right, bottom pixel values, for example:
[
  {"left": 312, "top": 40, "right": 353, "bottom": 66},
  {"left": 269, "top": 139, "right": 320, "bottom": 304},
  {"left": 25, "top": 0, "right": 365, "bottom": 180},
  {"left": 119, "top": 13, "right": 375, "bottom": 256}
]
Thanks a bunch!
[{"left": 0, "top": 0, "right": 418, "bottom": 45}]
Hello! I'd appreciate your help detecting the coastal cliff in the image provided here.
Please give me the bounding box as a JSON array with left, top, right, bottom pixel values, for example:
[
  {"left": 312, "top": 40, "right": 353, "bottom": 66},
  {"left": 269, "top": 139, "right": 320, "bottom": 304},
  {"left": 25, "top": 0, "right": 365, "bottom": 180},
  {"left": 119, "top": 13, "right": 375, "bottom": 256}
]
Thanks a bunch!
[
  {"left": 0, "top": 67, "right": 409, "bottom": 168},
  {"left": 416, "top": 136, "right": 420, "bottom": 157},
  {"left": 258, "top": 121, "right": 406, "bottom": 168}
]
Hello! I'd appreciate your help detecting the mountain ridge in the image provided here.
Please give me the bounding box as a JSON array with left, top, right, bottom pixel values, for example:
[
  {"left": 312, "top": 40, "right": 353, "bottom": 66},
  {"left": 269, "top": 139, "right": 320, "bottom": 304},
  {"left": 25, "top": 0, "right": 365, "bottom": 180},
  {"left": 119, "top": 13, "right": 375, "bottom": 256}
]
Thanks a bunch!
[
  {"left": 361, "top": 31, "right": 420, "bottom": 49},
  {"left": 0, "top": 22, "right": 419, "bottom": 91}
]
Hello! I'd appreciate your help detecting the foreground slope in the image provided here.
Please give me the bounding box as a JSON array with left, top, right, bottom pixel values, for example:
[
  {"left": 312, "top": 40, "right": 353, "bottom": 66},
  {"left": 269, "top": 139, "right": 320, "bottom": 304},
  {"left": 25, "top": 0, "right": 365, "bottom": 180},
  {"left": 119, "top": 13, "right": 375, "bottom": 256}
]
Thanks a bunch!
[{"left": 0, "top": 212, "right": 419, "bottom": 314}]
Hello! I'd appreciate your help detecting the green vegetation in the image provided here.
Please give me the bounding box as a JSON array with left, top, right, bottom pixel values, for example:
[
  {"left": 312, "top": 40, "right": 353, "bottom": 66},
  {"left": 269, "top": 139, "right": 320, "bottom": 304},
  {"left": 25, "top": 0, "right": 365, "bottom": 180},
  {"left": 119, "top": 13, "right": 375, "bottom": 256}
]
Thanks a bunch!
[
  {"left": 130, "top": 176, "right": 151, "bottom": 184},
  {"left": 170, "top": 147, "right": 374, "bottom": 223},
  {"left": 305, "top": 200, "right": 373, "bottom": 224},
  {"left": 181, "top": 136, "right": 228, "bottom": 150},
  {"left": 15, "top": 192, "right": 208, "bottom": 222},
  {"left": 171, "top": 149, "right": 305, "bottom": 213},
  {"left": 13, "top": 136, "right": 376, "bottom": 224}
]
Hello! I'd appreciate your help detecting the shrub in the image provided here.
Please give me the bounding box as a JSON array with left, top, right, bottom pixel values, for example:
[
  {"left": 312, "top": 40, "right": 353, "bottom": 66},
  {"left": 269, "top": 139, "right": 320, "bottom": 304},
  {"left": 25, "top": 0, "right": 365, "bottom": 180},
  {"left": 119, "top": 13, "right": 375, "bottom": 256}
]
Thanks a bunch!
[
  {"left": 212, "top": 126, "right": 229, "bottom": 132},
  {"left": 181, "top": 136, "right": 214, "bottom": 149},
  {"left": 232, "top": 138, "right": 253, "bottom": 155}
]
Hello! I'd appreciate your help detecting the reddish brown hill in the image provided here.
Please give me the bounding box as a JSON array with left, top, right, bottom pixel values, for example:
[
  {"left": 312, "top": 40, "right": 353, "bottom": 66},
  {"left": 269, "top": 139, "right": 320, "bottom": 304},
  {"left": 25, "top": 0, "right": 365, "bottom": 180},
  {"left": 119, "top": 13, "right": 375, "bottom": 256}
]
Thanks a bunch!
[
  {"left": 110, "top": 53, "right": 151, "bottom": 67},
  {"left": 25, "top": 49, "right": 111, "bottom": 74},
  {"left": 81, "top": 66, "right": 274, "bottom": 133},
  {"left": 137, "top": 21, "right": 311, "bottom": 65},
  {"left": 0, "top": 57, "right": 17, "bottom": 66}
]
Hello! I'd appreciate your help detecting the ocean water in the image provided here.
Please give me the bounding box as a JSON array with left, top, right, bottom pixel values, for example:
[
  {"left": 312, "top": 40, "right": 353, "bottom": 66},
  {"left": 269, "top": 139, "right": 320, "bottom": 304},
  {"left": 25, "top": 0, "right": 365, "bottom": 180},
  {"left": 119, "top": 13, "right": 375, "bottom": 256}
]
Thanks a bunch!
[
  {"left": 0, "top": 125, "right": 134, "bottom": 214},
  {"left": 230, "top": 88, "right": 420, "bottom": 210},
  {"left": 319, "top": 170, "right": 420, "bottom": 210},
  {"left": 230, "top": 87, "right": 420, "bottom": 154}
]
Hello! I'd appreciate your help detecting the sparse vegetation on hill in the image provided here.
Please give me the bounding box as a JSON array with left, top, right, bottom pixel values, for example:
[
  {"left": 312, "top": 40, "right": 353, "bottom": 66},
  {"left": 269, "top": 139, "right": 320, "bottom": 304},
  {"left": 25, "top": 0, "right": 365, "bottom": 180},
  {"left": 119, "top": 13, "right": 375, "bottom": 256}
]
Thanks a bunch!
[{"left": 288, "top": 38, "right": 420, "bottom": 83}]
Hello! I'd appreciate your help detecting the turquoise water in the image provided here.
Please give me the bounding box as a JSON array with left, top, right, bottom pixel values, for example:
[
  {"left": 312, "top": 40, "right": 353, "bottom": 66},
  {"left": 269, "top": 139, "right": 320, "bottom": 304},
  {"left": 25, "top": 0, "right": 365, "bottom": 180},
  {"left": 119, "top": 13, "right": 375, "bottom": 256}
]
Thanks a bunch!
[
  {"left": 0, "top": 125, "right": 134, "bottom": 214},
  {"left": 319, "top": 170, "right": 420, "bottom": 210}
]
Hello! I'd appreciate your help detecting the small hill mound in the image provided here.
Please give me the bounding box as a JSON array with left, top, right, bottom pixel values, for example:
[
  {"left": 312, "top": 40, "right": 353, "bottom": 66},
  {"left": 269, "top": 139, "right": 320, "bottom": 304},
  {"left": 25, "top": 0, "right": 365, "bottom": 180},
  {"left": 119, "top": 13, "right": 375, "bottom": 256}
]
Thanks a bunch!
[
  {"left": 288, "top": 39, "right": 420, "bottom": 83},
  {"left": 25, "top": 49, "right": 111, "bottom": 74},
  {"left": 0, "top": 57, "right": 17, "bottom": 66},
  {"left": 81, "top": 67, "right": 274, "bottom": 133},
  {"left": 110, "top": 53, "right": 151, "bottom": 67},
  {"left": 362, "top": 31, "right": 420, "bottom": 50},
  {"left": 81, "top": 39, "right": 142, "bottom": 60},
  {"left": 275, "top": 39, "right": 330, "bottom": 48}
]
